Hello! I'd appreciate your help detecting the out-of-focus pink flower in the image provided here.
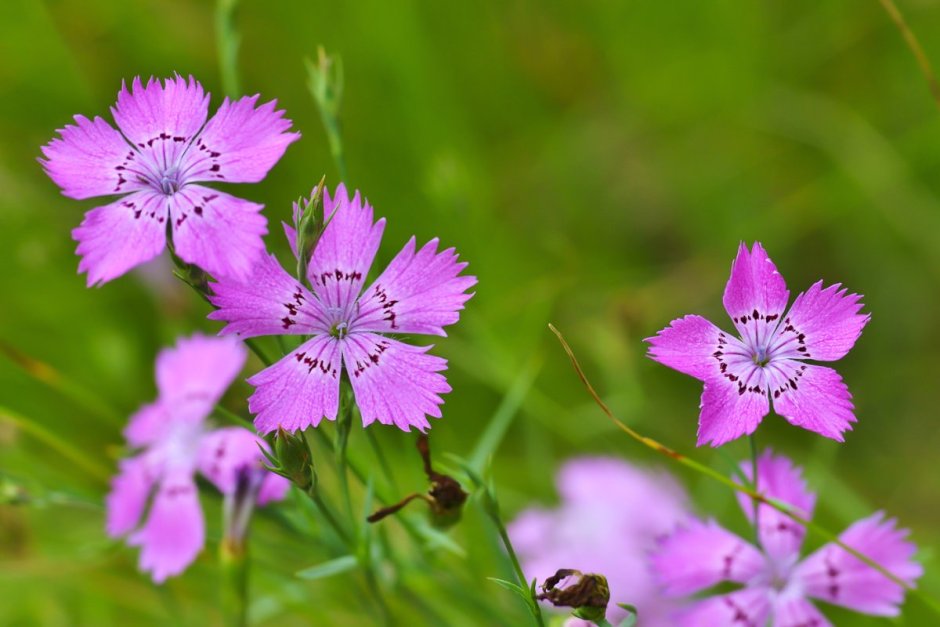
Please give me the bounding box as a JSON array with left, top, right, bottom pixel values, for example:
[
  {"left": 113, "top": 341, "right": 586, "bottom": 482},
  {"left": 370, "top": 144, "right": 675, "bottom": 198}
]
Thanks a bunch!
[
  {"left": 106, "top": 334, "right": 289, "bottom": 583},
  {"left": 209, "top": 184, "right": 476, "bottom": 434},
  {"left": 651, "top": 450, "right": 922, "bottom": 626},
  {"left": 508, "top": 457, "right": 691, "bottom": 626},
  {"left": 40, "top": 75, "right": 299, "bottom": 286},
  {"left": 646, "top": 242, "right": 869, "bottom": 446}
]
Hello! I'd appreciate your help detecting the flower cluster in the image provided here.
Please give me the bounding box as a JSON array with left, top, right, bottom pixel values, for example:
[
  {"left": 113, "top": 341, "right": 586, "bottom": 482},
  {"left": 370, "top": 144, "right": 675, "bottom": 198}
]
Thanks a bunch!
[
  {"left": 43, "top": 75, "right": 477, "bottom": 584},
  {"left": 106, "top": 334, "right": 288, "bottom": 582},
  {"left": 40, "top": 74, "right": 923, "bottom": 626}
]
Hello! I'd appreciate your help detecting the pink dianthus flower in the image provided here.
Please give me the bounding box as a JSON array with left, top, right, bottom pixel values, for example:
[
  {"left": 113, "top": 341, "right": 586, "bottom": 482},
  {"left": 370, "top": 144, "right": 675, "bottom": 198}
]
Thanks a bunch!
[
  {"left": 208, "top": 184, "right": 476, "bottom": 434},
  {"left": 646, "top": 242, "right": 869, "bottom": 446},
  {"left": 40, "top": 75, "right": 299, "bottom": 286},
  {"left": 106, "top": 334, "right": 289, "bottom": 583},
  {"left": 651, "top": 450, "right": 922, "bottom": 626}
]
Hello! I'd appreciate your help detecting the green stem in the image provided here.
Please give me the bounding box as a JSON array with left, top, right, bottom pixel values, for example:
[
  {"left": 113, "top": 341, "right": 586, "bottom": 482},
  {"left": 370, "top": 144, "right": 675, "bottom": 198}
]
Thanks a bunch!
[
  {"left": 366, "top": 428, "right": 399, "bottom": 494},
  {"left": 0, "top": 340, "right": 122, "bottom": 428},
  {"left": 215, "top": 0, "right": 242, "bottom": 98},
  {"left": 309, "top": 490, "right": 352, "bottom": 545},
  {"left": 549, "top": 323, "right": 940, "bottom": 617},
  {"left": 212, "top": 405, "right": 255, "bottom": 430},
  {"left": 220, "top": 538, "right": 249, "bottom": 627},
  {"left": 0, "top": 405, "right": 110, "bottom": 483},
  {"left": 335, "top": 387, "right": 354, "bottom": 519},
  {"left": 748, "top": 433, "right": 761, "bottom": 549},
  {"left": 877, "top": 0, "right": 940, "bottom": 109}
]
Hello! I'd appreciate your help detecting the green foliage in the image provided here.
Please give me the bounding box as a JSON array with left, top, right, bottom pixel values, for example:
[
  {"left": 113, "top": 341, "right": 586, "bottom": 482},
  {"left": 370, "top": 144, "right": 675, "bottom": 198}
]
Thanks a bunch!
[{"left": 2, "top": 0, "right": 940, "bottom": 625}]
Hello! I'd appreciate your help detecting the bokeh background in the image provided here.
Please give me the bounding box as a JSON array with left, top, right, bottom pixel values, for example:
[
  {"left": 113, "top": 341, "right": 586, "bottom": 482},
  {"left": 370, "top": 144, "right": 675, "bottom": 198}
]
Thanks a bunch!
[{"left": 3, "top": 0, "right": 940, "bottom": 624}]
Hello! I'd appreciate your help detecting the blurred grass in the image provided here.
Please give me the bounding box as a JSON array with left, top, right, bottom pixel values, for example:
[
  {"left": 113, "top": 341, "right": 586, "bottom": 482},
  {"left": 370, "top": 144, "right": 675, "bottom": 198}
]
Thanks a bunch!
[{"left": 3, "top": 0, "right": 940, "bottom": 624}]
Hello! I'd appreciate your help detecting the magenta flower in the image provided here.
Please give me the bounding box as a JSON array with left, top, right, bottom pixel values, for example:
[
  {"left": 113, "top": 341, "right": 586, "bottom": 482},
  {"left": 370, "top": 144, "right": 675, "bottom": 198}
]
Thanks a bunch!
[
  {"left": 40, "top": 75, "right": 300, "bottom": 286},
  {"left": 651, "top": 451, "right": 921, "bottom": 626},
  {"left": 646, "top": 242, "right": 869, "bottom": 446},
  {"left": 106, "top": 334, "right": 289, "bottom": 583},
  {"left": 208, "top": 184, "right": 476, "bottom": 434},
  {"left": 508, "top": 457, "right": 691, "bottom": 627}
]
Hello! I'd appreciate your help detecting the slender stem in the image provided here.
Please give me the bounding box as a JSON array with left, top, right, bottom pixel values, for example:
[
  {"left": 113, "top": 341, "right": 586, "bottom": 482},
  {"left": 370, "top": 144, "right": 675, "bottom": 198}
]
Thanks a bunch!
[
  {"left": 748, "top": 433, "right": 762, "bottom": 549},
  {"left": 212, "top": 404, "right": 254, "bottom": 430},
  {"left": 215, "top": 0, "right": 242, "bottom": 98},
  {"left": 0, "top": 340, "right": 123, "bottom": 428},
  {"left": 548, "top": 323, "right": 940, "bottom": 616},
  {"left": 0, "top": 405, "right": 110, "bottom": 483},
  {"left": 335, "top": 385, "right": 354, "bottom": 519},
  {"left": 220, "top": 537, "right": 249, "bottom": 627},
  {"left": 366, "top": 428, "right": 399, "bottom": 494},
  {"left": 310, "top": 491, "right": 351, "bottom": 545},
  {"left": 877, "top": 0, "right": 940, "bottom": 109}
]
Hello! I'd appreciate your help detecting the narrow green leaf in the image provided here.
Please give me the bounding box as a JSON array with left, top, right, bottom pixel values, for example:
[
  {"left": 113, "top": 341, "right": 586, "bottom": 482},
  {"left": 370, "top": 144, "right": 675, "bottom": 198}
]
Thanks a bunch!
[
  {"left": 296, "top": 555, "right": 358, "bottom": 580},
  {"left": 615, "top": 604, "right": 638, "bottom": 627},
  {"left": 487, "top": 577, "right": 529, "bottom": 599}
]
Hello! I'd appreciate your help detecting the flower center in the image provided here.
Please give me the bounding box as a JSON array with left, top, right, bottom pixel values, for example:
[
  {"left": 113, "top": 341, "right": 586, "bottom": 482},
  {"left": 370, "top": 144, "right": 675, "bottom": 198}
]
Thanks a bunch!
[
  {"left": 158, "top": 169, "right": 183, "bottom": 195},
  {"left": 330, "top": 321, "right": 349, "bottom": 339},
  {"left": 752, "top": 346, "right": 771, "bottom": 367}
]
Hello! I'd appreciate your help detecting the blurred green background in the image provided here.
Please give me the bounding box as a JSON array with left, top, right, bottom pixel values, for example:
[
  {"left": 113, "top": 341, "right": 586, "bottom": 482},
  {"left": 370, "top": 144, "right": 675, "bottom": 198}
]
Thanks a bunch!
[{"left": 3, "top": 0, "right": 940, "bottom": 624}]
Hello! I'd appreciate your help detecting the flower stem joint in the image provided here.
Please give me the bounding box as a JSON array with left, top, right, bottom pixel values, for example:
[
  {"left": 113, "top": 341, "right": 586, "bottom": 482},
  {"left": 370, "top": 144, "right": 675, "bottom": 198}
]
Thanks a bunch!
[
  {"left": 367, "top": 434, "right": 468, "bottom": 528},
  {"left": 538, "top": 569, "right": 611, "bottom": 623}
]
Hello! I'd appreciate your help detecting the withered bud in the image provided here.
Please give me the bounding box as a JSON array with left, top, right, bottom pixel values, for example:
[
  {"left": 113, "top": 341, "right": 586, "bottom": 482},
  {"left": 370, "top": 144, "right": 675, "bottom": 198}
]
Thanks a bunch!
[
  {"left": 367, "top": 434, "right": 467, "bottom": 528},
  {"left": 538, "top": 569, "right": 610, "bottom": 623}
]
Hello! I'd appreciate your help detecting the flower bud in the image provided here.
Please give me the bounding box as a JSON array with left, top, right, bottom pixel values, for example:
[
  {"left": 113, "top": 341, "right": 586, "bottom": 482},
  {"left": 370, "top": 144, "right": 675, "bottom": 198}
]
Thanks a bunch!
[
  {"left": 269, "top": 428, "right": 316, "bottom": 493},
  {"left": 294, "top": 177, "right": 326, "bottom": 282},
  {"left": 538, "top": 569, "right": 610, "bottom": 623}
]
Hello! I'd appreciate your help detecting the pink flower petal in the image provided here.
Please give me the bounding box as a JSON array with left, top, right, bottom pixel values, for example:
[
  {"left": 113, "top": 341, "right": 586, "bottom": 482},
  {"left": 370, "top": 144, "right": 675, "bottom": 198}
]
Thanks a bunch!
[
  {"left": 353, "top": 237, "right": 477, "bottom": 336},
  {"left": 697, "top": 374, "right": 770, "bottom": 447},
  {"left": 774, "top": 281, "right": 870, "bottom": 362},
  {"left": 794, "top": 512, "right": 922, "bottom": 616},
  {"left": 128, "top": 471, "right": 204, "bottom": 583},
  {"left": 722, "top": 242, "right": 790, "bottom": 349},
  {"left": 771, "top": 364, "right": 856, "bottom": 442},
  {"left": 111, "top": 76, "right": 209, "bottom": 172},
  {"left": 258, "top": 473, "right": 291, "bottom": 506},
  {"left": 736, "top": 450, "right": 816, "bottom": 563},
  {"left": 169, "top": 185, "right": 266, "bottom": 281},
  {"left": 652, "top": 518, "right": 764, "bottom": 596},
  {"left": 180, "top": 94, "right": 299, "bottom": 184},
  {"left": 209, "top": 253, "right": 329, "bottom": 337},
  {"left": 123, "top": 401, "right": 170, "bottom": 448},
  {"left": 40, "top": 114, "right": 144, "bottom": 200},
  {"left": 307, "top": 185, "right": 385, "bottom": 312},
  {"left": 772, "top": 595, "right": 832, "bottom": 627},
  {"left": 105, "top": 455, "right": 155, "bottom": 537},
  {"left": 676, "top": 588, "right": 772, "bottom": 627},
  {"left": 342, "top": 333, "right": 450, "bottom": 431},
  {"left": 72, "top": 190, "right": 168, "bottom": 286},
  {"left": 247, "top": 335, "right": 342, "bottom": 434},
  {"left": 645, "top": 315, "right": 731, "bottom": 381},
  {"left": 155, "top": 334, "right": 246, "bottom": 410},
  {"left": 197, "top": 427, "right": 269, "bottom": 495}
]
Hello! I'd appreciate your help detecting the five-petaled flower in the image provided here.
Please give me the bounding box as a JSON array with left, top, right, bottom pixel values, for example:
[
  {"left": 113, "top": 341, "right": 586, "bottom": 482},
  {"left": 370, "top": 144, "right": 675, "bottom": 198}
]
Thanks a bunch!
[
  {"left": 651, "top": 450, "right": 922, "bottom": 626},
  {"left": 208, "top": 184, "right": 477, "bottom": 434},
  {"left": 106, "top": 334, "right": 289, "bottom": 583},
  {"left": 646, "top": 242, "right": 869, "bottom": 447},
  {"left": 40, "top": 75, "right": 299, "bottom": 286}
]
